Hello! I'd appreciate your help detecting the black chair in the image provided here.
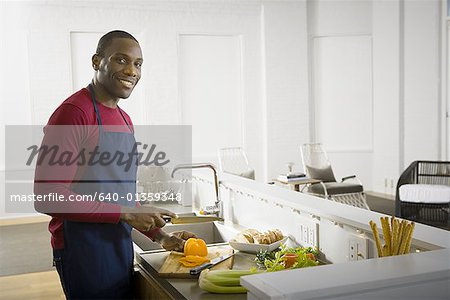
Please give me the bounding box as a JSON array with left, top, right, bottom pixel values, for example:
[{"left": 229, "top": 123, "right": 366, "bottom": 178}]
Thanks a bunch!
[{"left": 395, "top": 161, "right": 450, "bottom": 229}]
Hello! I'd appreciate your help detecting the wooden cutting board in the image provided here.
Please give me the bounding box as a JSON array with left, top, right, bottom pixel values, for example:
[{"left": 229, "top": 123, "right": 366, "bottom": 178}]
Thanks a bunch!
[{"left": 158, "top": 245, "right": 234, "bottom": 278}]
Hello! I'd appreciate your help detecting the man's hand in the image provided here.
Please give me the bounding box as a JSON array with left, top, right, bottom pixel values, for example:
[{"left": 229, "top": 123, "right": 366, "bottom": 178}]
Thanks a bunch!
[
  {"left": 120, "top": 205, "right": 176, "bottom": 231},
  {"left": 154, "top": 230, "right": 198, "bottom": 252}
]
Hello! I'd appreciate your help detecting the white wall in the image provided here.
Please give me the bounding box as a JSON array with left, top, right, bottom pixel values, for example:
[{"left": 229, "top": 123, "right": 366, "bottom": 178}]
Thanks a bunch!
[
  {"left": 372, "top": 0, "right": 402, "bottom": 193},
  {"left": 262, "top": 0, "right": 309, "bottom": 179},
  {"left": 179, "top": 35, "right": 244, "bottom": 161},
  {"left": 310, "top": 0, "right": 444, "bottom": 194},
  {"left": 0, "top": 1, "right": 264, "bottom": 219},
  {"left": 308, "top": 0, "right": 374, "bottom": 188},
  {"left": 0, "top": 0, "right": 446, "bottom": 219},
  {"left": 403, "top": 0, "right": 441, "bottom": 166}
]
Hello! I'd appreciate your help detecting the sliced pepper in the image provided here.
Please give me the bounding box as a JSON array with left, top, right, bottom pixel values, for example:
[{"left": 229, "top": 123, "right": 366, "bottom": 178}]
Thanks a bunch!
[{"left": 179, "top": 255, "right": 210, "bottom": 267}]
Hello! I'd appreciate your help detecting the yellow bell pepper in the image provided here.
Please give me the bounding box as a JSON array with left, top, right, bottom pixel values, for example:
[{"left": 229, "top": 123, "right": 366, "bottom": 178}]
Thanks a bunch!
[{"left": 184, "top": 238, "right": 208, "bottom": 257}]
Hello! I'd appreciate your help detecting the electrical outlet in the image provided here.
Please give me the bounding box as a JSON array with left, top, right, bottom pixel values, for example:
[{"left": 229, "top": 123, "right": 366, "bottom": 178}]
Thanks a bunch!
[
  {"left": 349, "top": 240, "right": 358, "bottom": 261},
  {"left": 348, "top": 234, "right": 368, "bottom": 261},
  {"left": 390, "top": 179, "right": 395, "bottom": 195},
  {"left": 308, "top": 226, "right": 316, "bottom": 246},
  {"left": 294, "top": 216, "right": 319, "bottom": 248},
  {"left": 302, "top": 225, "right": 308, "bottom": 244}
]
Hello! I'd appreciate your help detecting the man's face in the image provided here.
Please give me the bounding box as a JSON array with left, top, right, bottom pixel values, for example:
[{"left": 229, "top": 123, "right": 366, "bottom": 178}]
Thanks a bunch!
[{"left": 93, "top": 38, "right": 143, "bottom": 100}]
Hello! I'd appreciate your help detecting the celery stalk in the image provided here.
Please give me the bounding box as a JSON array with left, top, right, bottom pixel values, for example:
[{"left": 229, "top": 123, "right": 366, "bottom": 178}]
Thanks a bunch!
[
  {"left": 198, "top": 269, "right": 257, "bottom": 294},
  {"left": 203, "top": 274, "right": 241, "bottom": 286},
  {"left": 205, "top": 269, "right": 259, "bottom": 277},
  {"left": 199, "top": 276, "right": 247, "bottom": 294}
]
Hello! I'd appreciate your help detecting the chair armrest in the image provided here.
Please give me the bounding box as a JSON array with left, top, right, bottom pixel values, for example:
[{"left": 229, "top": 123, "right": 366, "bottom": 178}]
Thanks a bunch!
[
  {"left": 341, "top": 175, "right": 356, "bottom": 182},
  {"left": 341, "top": 175, "right": 363, "bottom": 186},
  {"left": 395, "top": 161, "right": 420, "bottom": 216}
]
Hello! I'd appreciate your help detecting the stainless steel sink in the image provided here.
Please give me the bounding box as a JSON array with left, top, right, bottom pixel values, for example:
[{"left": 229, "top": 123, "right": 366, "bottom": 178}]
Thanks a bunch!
[{"left": 132, "top": 215, "right": 239, "bottom": 252}]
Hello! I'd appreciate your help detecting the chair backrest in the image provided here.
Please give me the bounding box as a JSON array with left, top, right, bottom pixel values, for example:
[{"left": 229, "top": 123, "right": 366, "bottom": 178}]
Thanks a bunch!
[
  {"left": 300, "top": 143, "right": 336, "bottom": 182},
  {"left": 218, "top": 147, "right": 254, "bottom": 179},
  {"left": 416, "top": 161, "right": 450, "bottom": 185}
]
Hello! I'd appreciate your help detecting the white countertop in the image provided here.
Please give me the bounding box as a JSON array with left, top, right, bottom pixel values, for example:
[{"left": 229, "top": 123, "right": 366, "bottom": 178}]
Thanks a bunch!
[{"left": 241, "top": 248, "right": 450, "bottom": 299}]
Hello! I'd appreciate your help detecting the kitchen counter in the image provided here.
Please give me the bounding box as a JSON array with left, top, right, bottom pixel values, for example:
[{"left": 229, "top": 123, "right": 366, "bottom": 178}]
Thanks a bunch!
[
  {"left": 190, "top": 172, "right": 450, "bottom": 299},
  {"left": 241, "top": 248, "right": 450, "bottom": 299},
  {"left": 135, "top": 244, "right": 257, "bottom": 300},
  {"left": 132, "top": 171, "right": 449, "bottom": 299}
]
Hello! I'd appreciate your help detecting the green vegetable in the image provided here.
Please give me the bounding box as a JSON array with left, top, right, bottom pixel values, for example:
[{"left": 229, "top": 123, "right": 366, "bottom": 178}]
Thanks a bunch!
[
  {"left": 264, "top": 250, "right": 286, "bottom": 272},
  {"left": 204, "top": 274, "right": 241, "bottom": 286},
  {"left": 199, "top": 277, "right": 247, "bottom": 293},
  {"left": 281, "top": 244, "right": 320, "bottom": 258},
  {"left": 198, "top": 269, "right": 260, "bottom": 294},
  {"left": 255, "top": 249, "right": 277, "bottom": 267},
  {"left": 260, "top": 243, "right": 320, "bottom": 272},
  {"left": 199, "top": 245, "right": 321, "bottom": 293}
]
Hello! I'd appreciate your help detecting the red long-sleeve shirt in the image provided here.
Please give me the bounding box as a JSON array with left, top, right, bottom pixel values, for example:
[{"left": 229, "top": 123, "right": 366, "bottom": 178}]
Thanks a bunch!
[{"left": 34, "top": 87, "right": 159, "bottom": 249}]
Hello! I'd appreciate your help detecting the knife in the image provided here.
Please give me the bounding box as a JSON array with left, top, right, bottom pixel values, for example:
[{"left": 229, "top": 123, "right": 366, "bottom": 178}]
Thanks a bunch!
[
  {"left": 189, "top": 253, "right": 235, "bottom": 275},
  {"left": 163, "top": 216, "right": 223, "bottom": 224}
]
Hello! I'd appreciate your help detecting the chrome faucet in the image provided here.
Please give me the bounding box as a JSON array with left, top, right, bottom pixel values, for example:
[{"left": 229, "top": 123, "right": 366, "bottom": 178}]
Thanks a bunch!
[{"left": 171, "top": 163, "right": 222, "bottom": 218}]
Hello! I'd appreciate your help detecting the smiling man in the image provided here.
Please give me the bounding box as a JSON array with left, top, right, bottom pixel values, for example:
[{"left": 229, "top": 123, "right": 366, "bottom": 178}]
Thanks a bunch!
[
  {"left": 34, "top": 30, "right": 195, "bottom": 299},
  {"left": 91, "top": 32, "right": 142, "bottom": 105}
]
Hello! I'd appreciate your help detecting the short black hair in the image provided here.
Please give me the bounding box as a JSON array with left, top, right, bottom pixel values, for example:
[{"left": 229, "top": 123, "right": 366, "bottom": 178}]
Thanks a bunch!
[{"left": 96, "top": 30, "right": 139, "bottom": 56}]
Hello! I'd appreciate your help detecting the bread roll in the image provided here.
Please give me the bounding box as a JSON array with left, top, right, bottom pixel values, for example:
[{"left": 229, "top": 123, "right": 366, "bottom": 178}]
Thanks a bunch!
[
  {"left": 252, "top": 233, "right": 262, "bottom": 244},
  {"left": 273, "top": 229, "right": 284, "bottom": 241},
  {"left": 234, "top": 233, "right": 252, "bottom": 244},
  {"left": 244, "top": 229, "right": 260, "bottom": 236},
  {"left": 253, "top": 233, "right": 271, "bottom": 244},
  {"left": 234, "top": 228, "right": 283, "bottom": 244},
  {"left": 267, "top": 230, "right": 277, "bottom": 243},
  {"left": 242, "top": 229, "right": 260, "bottom": 243},
  {"left": 241, "top": 232, "right": 254, "bottom": 243}
]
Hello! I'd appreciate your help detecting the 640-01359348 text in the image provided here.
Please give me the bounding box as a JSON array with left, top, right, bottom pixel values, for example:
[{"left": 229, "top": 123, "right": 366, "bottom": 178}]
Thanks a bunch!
[{"left": 9, "top": 192, "right": 182, "bottom": 203}]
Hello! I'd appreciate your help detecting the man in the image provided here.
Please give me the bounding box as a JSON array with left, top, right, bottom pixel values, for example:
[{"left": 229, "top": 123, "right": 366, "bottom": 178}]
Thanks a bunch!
[{"left": 34, "top": 30, "right": 194, "bottom": 299}]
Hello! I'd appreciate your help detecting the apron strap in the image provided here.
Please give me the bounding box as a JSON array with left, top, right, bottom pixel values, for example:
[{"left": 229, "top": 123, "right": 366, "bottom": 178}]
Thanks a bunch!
[
  {"left": 117, "top": 107, "right": 134, "bottom": 133},
  {"left": 88, "top": 84, "right": 103, "bottom": 127},
  {"left": 87, "top": 84, "right": 133, "bottom": 133}
]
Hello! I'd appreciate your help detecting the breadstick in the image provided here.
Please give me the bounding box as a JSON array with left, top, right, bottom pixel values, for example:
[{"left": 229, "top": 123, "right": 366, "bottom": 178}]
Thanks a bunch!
[
  {"left": 398, "top": 223, "right": 411, "bottom": 255},
  {"left": 392, "top": 219, "right": 400, "bottom": 255},
  {"left": 403, "top": 222, "right": 415, "bottom": 254},
  {"left": 370, "top": 221, "right": 383, "bottom": 258},
  {"left": 380, "top": 217, "right": 392, "bottom": 255},
  {"left": 390, "top": 216, "right": 395, "bottom": 254},
  {"left": 382, "top": 244, "right": 389, "bottom": 257},
  {"left": 396, "top": 220, "right": 407, "bottom": 255}
]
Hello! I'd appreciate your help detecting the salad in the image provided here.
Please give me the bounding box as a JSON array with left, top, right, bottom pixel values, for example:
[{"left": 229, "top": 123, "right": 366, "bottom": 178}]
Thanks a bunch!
[{"left": 255, "top": 244, "right": 320, "bottom": 272}]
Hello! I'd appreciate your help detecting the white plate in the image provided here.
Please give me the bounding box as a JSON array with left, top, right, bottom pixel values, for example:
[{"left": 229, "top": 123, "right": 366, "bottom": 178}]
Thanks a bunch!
[{"left": 228, "top": 236, "right": 288, "bottom": 253}]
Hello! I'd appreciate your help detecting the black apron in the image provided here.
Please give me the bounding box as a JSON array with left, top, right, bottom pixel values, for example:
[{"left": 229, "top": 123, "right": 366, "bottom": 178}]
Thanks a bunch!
[{"left": 54, "top": 85, "right": 137, "bottom": 299}]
